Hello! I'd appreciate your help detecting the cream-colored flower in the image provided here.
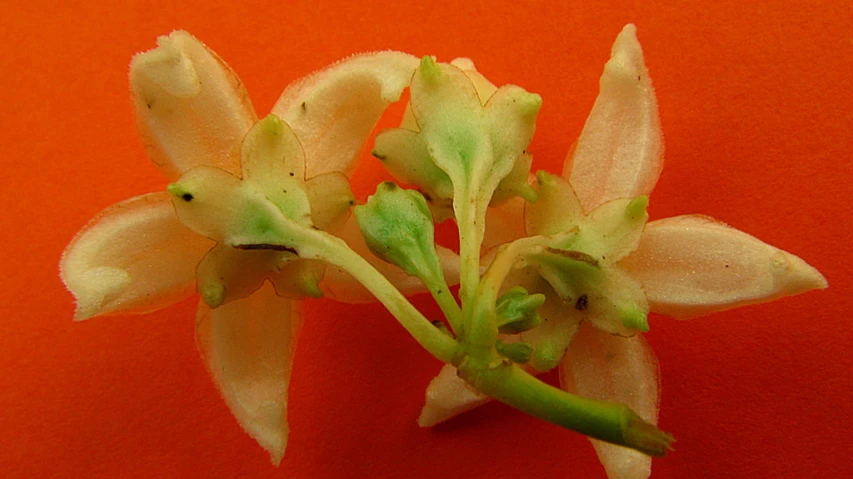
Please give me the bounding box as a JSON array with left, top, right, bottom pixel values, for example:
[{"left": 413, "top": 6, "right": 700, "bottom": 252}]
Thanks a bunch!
[
  {"left": 418, "top": 24, "right": 826, "bottom": 479},
  {"left": 60, "top": 31, "right": 423, "bottom": 464}
]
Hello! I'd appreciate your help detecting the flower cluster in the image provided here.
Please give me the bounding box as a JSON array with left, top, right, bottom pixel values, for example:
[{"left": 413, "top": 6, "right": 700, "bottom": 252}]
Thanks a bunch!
[{"left": 61, "top": 26, "right": 825, "bottom": 478}]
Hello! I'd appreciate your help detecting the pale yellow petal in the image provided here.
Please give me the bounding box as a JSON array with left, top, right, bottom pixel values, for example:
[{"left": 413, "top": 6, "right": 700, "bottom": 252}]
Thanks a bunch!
[
  {"left": 60, "top": 192, "right": 213, "bottom": 320},
  {"left": 417, "top": 364, "right": 490, "bottom": 427},
  {"left": 560, "top": 322, "right": 660, "bottom": 479},
  {"left": 620, "top": 215, "right": 827, "bottom": 318},
  {"left": 130, "top": 30, "right": 257, "bottom": 179},
  {"left": 272, "top": 51, "right": 419, "bottom": 178},
  {"left": 565, "top": 24, "right": 663, "bottom": 213},
  {"left": 195, "top": 282, "right": 301, "bottom": 465}
]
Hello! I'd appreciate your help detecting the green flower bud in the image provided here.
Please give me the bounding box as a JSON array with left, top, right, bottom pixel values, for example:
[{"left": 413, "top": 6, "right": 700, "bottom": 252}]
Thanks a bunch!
[
  {"left": 495, "top": 340, "right": 534, "bottom": 364},
  {"left": 495, "top": 286, "right": 545, "bottom": 334},
  {"left": 354, "top": 182, "right": 444, "bottom": 284}
]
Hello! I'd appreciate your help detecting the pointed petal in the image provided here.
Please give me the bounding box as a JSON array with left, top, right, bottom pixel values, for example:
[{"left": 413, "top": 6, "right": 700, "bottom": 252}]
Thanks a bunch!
[
  {"left": 525, "top": 171, "right": 584, "bottom": 236},
  {"left": 565, "top": 24, "right": 663, "bottom": 213},
  {"left": 581, "top": 195, "right": 649, "bottom": 264},
  {"left": 560, "top": 322, "right": 660, "bottom": 479},
  {"left": 620, "top": 215, "right": 827, "bottom": 318},
  {"left": 130, "top": 30, "right": 257, "bottom": 179},
  {"left": 320, "top": 215, "right": 460, "bottom": 302},
  {"left": 373, "top": 127, "right": 454, "bottom": 201},
  {"left": 241, "top": 114, "right": 305, "bottom": 183},
  {"left": 60, "top": 192, "right": 213, "bottom": 320},
  {"left": 195, "top": 282, "right": 302, "bottom": 465},
  {"left": 303, "top": 171, "right": 355, "bottom": 232},
  {"left": 272, "top": 51, "right": 419, "bottom": 178},
  {"left": 418, "top": 364, "right": 490, "bottom": 427}
]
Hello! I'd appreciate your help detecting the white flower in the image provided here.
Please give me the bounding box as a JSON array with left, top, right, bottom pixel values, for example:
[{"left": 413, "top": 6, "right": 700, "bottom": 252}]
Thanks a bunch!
[
  {"left": 418, "top": 24, "right": 826, "bottom": 479},
  {"left": 59, "top": 30, "right": 423, "bottom": 464}
]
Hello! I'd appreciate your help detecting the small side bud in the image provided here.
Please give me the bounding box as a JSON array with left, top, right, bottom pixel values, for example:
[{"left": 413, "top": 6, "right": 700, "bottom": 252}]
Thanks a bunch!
[
  {"left": 354, "top": 182, "right": 444, "bottom": 284},
  {"left": 495, "top": 340, "right": 534, "bottom": 364},
  {"left": 495, "top": 286, "right": 545, "bottom": 334}
]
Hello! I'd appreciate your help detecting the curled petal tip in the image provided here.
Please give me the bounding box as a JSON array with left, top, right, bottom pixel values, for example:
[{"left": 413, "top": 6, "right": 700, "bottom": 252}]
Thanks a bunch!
[{"left": 131, "top": 31, "right": 200, "bottom": 98}]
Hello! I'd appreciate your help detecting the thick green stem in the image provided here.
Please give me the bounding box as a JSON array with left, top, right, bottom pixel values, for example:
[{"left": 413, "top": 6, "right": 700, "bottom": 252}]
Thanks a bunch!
[{"left": 457, "top": 355, "right": 674, "bottom": 456}]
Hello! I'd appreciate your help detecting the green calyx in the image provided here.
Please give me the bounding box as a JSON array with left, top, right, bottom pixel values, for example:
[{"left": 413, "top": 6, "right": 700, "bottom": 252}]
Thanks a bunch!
[{"left": 354, "top": 182, "right": 444, "bottom": 283}]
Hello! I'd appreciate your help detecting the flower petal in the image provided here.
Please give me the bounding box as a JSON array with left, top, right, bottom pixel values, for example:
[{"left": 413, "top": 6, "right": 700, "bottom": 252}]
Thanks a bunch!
[
  {"left": 525, "top": 171, "right": 584, "bottom": 236},
  {"left": 560, "top": 322, "right": 660, "bottom": 479},
  {"left": 483, "top": 195, "right": 527, "bottom": 252},
  {"left": 319, "top": 215, "right": 460, "bottom": 302},
  {"left": 195, "top": 282, "right": 302, "bottom": 465},
  {"left": 303, "top": 171, "right": 355, "bottom": 232},
  {"left": 130, "top": 30, "right": 257, "bottom": 179},
  {"left": 417, "top": 363, "right": 490, "bottom": 427},
  {"left": 564, "top": 24, "right": 663, "bottom": 213},
  {"left": 196, "top": 244, "right": 290, "bottom": 308},
  {"left": 620, "top": 215, "right": 827, "bottom": 318},
  {"left": 272, "top": 51, "right": 419, "bottom": 178},
  {"left": 60, "top": 192, "right": 213, "bottom": 320}
]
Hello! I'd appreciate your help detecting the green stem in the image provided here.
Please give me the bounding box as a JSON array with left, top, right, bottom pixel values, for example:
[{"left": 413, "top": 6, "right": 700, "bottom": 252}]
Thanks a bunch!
[
  {"left": 297, "top": 228, "right": 458, "bottom": 363},
  {"left": 455, "top": 192, "right": 482, "bottom": 315},
  {"left": 424, "top": 279, "right": 463, "bottom": 335},
  {"left": 457, "top": 355, "right": 674, "bottom": 456}
]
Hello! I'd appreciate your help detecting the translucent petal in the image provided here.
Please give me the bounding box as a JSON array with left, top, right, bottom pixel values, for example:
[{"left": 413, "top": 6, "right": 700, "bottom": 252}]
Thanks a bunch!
[
  {"left": 560, "top": 322, "right": 660, "bottom": 479},
  {"left": 417, "top": 364, "right": 489, "bottom": 427},
  {"left": 373, "top": 127, "right": 454, "bottom": 201},
  {"left": 196, "top": 282, "right": 301, "bottom": 465},
  {"left": 620, "top": 215, "right": 828, "bottom": 318},
  {"left": 482, "top": 195, "right": 527, "bottom": 252},
  {"left": 130, "top": 30, "right": 257, "bottom": 179},
  {"left": 272, "top": 51, "right": 419, "bottom": 178},
  {"left": 303, "top": 171, "right": 355, "bottom": 231},
  {"left": 241, "top": 114, "right": 305, "bottom": 183},
  {"left": 525, "top": 171, "right": 584, "bottom": 236},
  {"left": 578, "top": 195, "right": 649, "bottom": 264},
  {"left": 320, "top": 215, "right": 460, "bottom": 302},
  {"left": 484, "top": 85, "right": 542, "bottom": 176},
  {"left": 564, "top": 24, "right": 663, "bottom": 213},
  {"left": 196, "top": 244, "right": 290, "bottom": 308},
  {"left": 60, "top": 192, "right": 213, "bottom": 320}
]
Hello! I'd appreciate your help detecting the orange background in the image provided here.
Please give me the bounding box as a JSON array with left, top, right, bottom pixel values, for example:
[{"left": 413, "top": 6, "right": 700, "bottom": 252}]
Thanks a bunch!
[{"left": 1, "top": 1, "right": 851, "bottom": 477}]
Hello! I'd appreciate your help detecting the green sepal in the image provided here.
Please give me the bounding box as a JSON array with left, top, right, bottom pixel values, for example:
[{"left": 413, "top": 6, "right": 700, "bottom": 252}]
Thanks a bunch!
[{"left": 495, "top": 286, "right": 545, "bottom": 334}]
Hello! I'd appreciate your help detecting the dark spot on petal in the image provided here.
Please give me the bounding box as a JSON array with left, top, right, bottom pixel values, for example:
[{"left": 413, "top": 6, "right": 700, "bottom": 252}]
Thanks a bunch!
[
  {"left": 575, "top": 294, "right": 589, "bottom": 311},
  {"left": 234, "top": 243, "right": 298, "bottom": 255},
  {"left": 181, "top": 193, "right": 194, "bottom": 202}
]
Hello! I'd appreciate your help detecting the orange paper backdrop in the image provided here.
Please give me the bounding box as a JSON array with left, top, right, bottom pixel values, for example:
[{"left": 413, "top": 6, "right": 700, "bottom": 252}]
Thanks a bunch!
[{"left": 1, "top": 1, "right": 851, "bottom": 477}]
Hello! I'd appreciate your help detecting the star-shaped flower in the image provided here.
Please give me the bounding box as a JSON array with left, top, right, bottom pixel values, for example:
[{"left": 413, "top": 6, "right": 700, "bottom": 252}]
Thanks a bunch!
[
  {"left": 59, "top": 31, "right": 426, "bottom": 464},
  {"left": 417, "top": 25, "right": 826, "bottom": 479}
]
